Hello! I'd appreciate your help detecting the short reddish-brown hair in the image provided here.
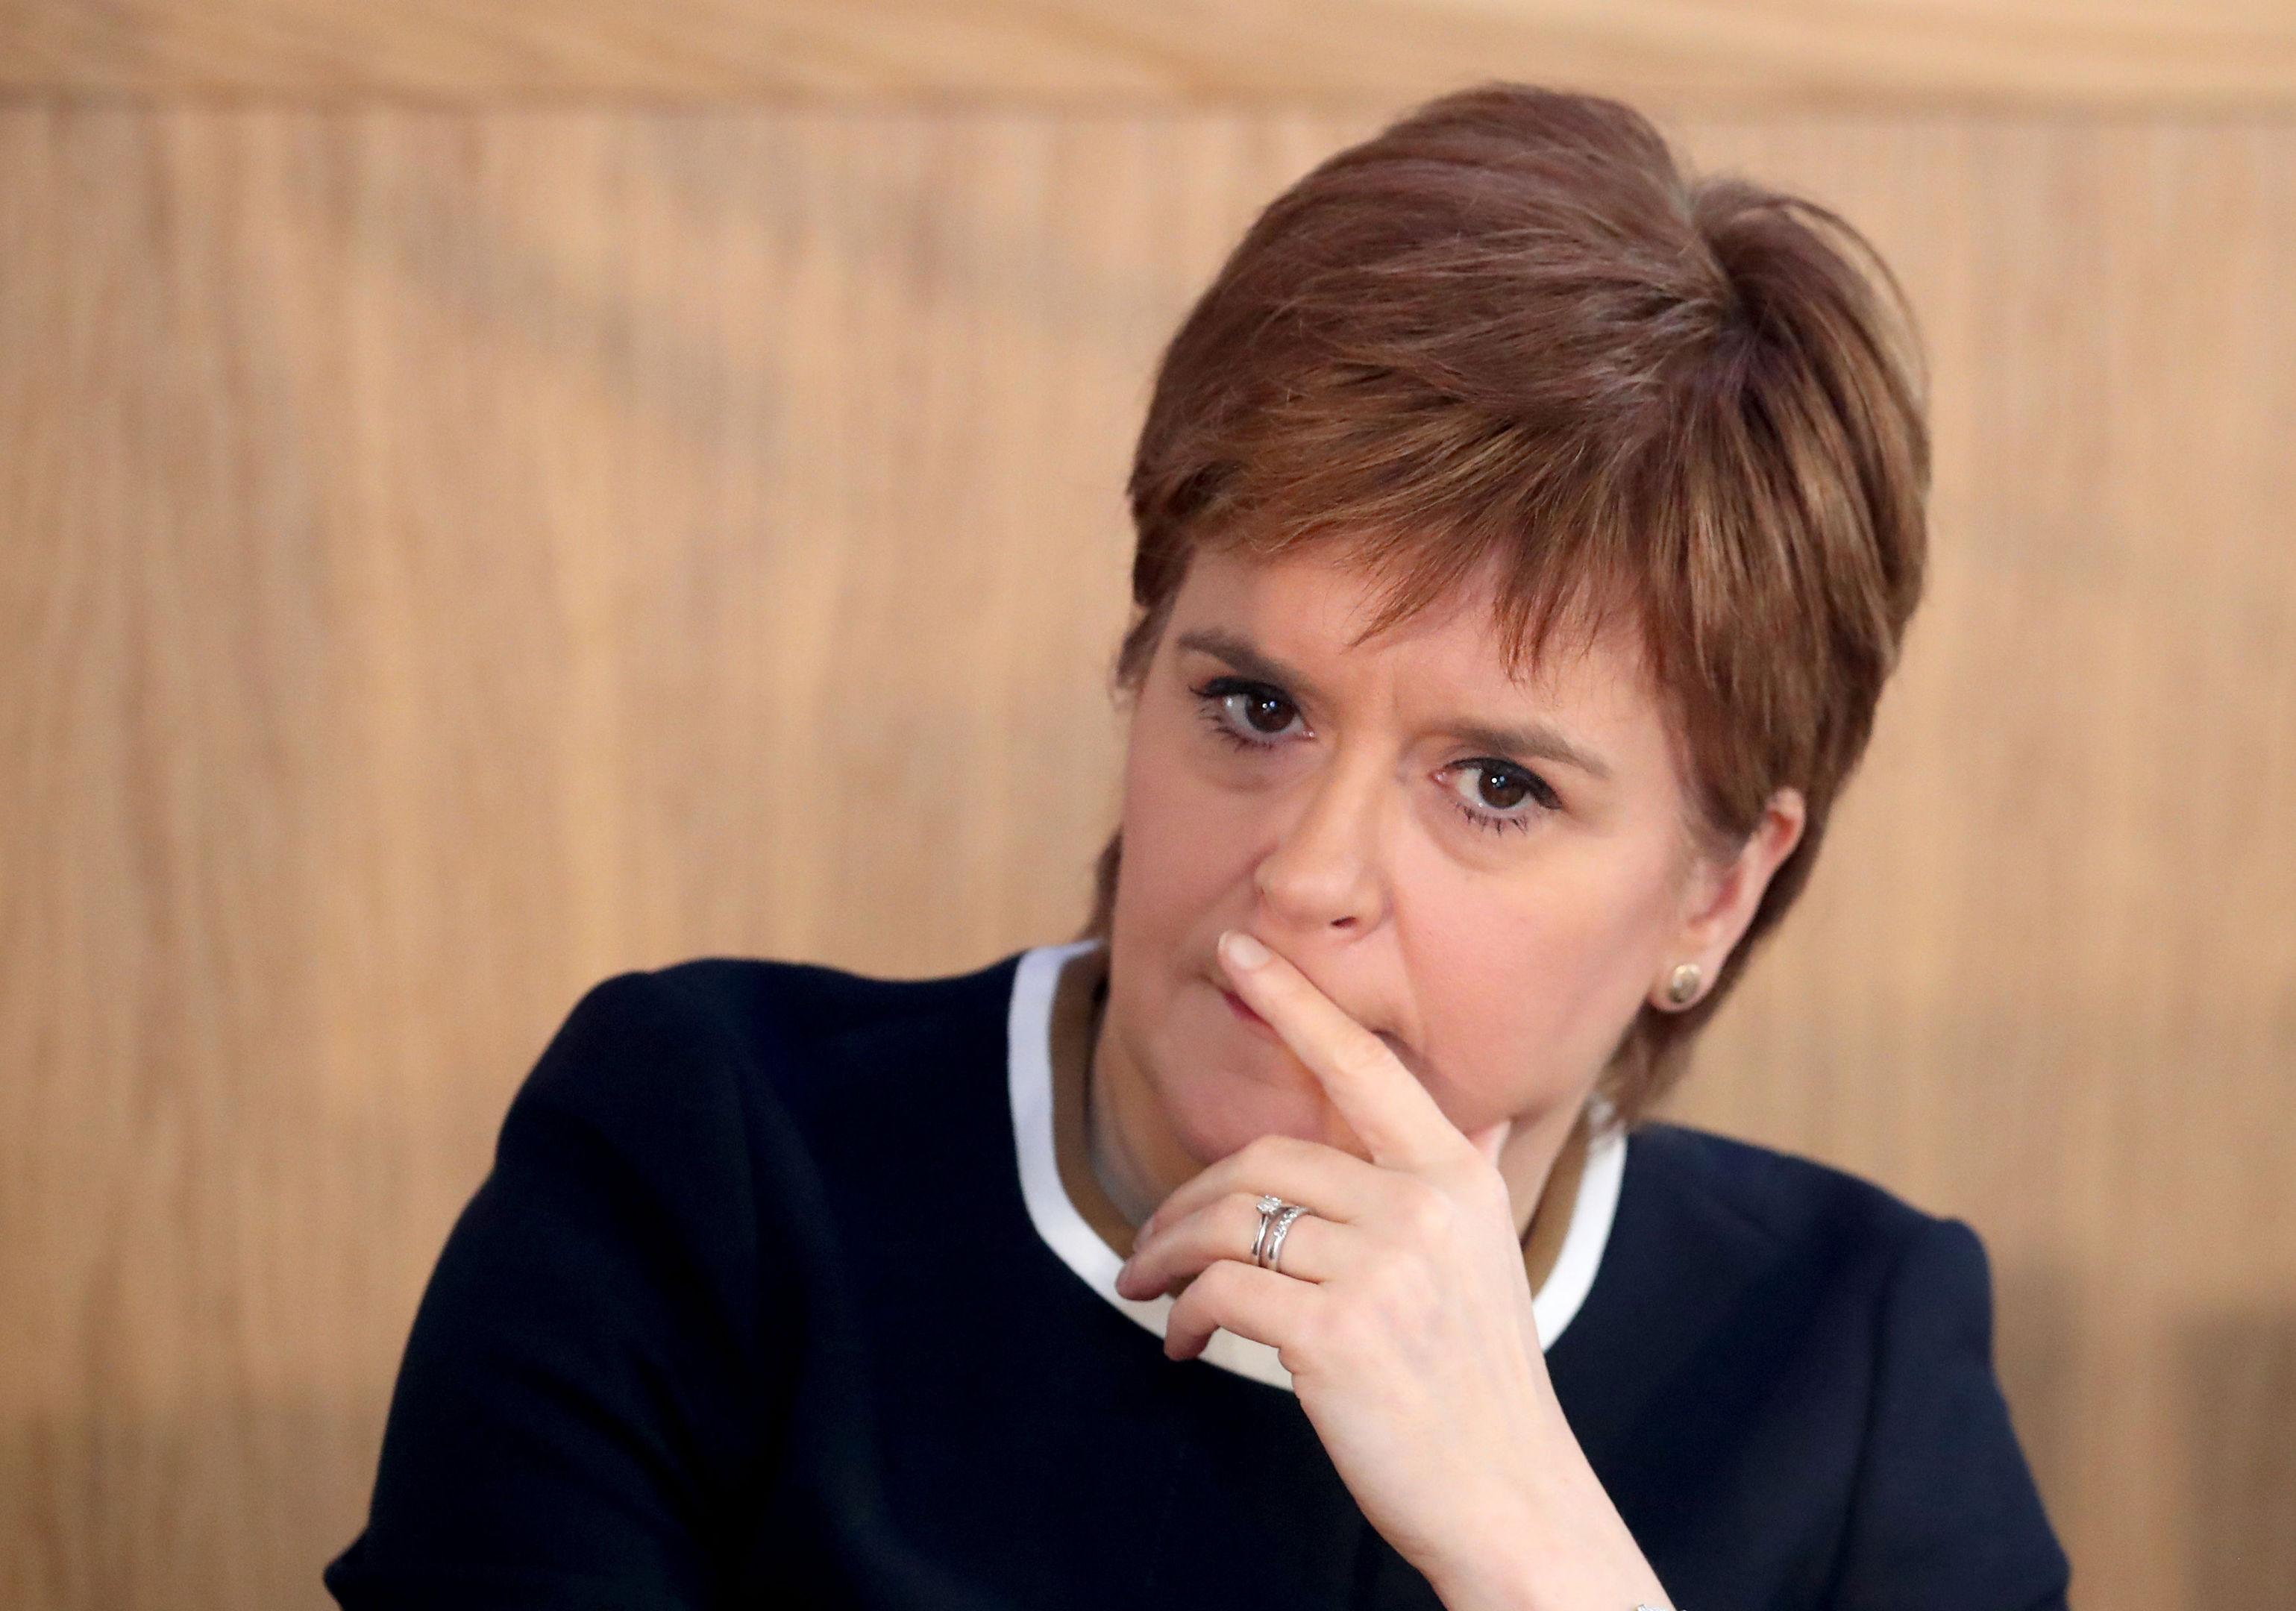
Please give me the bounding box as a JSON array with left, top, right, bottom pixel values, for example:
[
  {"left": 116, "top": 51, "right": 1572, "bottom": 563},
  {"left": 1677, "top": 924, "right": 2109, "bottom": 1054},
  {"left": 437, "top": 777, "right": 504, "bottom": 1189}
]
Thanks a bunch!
[{"left": 1088, "top": 84, "right": 1928, "bottom": 1124}]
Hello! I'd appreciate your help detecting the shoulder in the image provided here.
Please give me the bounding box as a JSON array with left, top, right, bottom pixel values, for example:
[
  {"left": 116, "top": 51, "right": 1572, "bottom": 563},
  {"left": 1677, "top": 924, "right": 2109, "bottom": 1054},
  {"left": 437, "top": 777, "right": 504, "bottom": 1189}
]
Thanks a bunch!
[
  {"left": 548, "top": 951, "right": 1023, "bottom": 1080},
  {"left": 1558, "top": 1121, "right": 1966, "bottom": 1420},
  {"left": 1561, "top": 1124, "right": 2068, "bottom": 1610},
  {"left": 1621, "top": 1123, "right": 2024, "bottom": 1401},
  {"left": 516, "top": 952, "right": 1024, "bottom": 1140},
  {"left": 471, "top": 951, "right": 1029, "bottom": 1294},
  {"left": 450, "top": 952, "right": 1025, "bottom": 1281},
  {"left": 1563, "top": 1120, "right": 2001, "bottom": 1425},
  {"left": 1621, "top": 1120, "right": 1933, "bottom": 1254},
  {"left": 332, "top": 951, "right": 1038, "bottom": 1604}
]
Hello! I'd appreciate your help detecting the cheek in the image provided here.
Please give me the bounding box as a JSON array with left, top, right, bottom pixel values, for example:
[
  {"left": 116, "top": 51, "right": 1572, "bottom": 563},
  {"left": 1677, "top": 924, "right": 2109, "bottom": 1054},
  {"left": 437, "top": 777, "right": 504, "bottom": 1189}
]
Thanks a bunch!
[
  {"left": 1111, "top": 711, "right": 1262, "bottom": 949},
  {"left": 1106, "top": 715, "right": 1338, "bottom": 1160},
  {"left": 1400, "top": 843, "right": 1683, "bottom": 1117}
]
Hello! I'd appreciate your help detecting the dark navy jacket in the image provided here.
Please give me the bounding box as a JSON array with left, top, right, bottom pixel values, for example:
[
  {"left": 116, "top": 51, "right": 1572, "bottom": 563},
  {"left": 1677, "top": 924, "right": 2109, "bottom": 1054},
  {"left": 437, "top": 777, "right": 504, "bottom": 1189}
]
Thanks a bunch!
[{"left": 326, "top": 955, "right": 2070, "bottom": 1610}]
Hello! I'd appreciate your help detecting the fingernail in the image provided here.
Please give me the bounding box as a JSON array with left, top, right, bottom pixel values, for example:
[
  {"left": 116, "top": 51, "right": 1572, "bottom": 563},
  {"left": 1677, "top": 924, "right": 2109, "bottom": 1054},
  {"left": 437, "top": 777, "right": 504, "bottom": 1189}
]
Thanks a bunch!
[{"left": 1221, "top": 930, "right": 1271, "bottom": 970}]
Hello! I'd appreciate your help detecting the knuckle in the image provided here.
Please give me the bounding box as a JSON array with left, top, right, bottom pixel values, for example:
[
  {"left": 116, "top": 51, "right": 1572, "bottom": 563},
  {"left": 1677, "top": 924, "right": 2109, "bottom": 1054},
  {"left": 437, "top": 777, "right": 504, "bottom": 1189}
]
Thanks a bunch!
[
  {"left": 1330, "top": 1034, "right": 1393, "bottom": 1085},
  {"left": 1458, "top": 1163, "right": 1511, "bottom": 1219},
  {"left": 1395, "top": 1179, "right": 1453, "bottom": 1242},
  {"left": 1268, "top": 1133, "right": 1317, "bottom": 1170},
  {"left": 1194, "top": 1259, "right": 1246, "bottom": 1304},
  {"left": 1237, "top": 1134, "right": 1290, "bottom": 1175},
  {"left": 1276, "top": 1307, "right": 1328, "bottom": 1376}
]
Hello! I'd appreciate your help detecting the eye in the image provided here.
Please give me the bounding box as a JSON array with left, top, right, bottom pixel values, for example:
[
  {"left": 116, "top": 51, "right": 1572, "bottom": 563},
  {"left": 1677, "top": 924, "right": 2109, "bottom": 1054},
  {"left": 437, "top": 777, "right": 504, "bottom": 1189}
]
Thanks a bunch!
[
  {"left": 1443, "top": 759, "right": 1561, "bottom": 831},
  {"left": 1192, "top": 676, "right": 1305, "bottom": 747}
]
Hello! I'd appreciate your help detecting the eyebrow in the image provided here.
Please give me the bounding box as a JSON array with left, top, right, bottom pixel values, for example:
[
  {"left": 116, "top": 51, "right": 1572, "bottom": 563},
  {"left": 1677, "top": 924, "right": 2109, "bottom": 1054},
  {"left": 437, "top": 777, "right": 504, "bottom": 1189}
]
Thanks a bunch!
[
  {"left": 1171, "top": 627, "right": 1614, "bottom": 782},
  {"left": 1445, "top": 721, "right": 1614, "bottom": 782},
  {"left": 1173, "top": 628, "right": 1331, "bottom": 709}
]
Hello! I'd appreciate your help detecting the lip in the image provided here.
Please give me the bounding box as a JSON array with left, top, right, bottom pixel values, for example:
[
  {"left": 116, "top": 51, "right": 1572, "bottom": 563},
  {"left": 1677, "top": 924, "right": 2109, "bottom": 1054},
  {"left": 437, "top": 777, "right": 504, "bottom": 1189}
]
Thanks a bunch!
[
  {"left": 1217, "top": 972, "right": 1425, "bottom": 1078},
  {"left": 1218, "top": 984, "right": 1279, "bottom": 1041}
]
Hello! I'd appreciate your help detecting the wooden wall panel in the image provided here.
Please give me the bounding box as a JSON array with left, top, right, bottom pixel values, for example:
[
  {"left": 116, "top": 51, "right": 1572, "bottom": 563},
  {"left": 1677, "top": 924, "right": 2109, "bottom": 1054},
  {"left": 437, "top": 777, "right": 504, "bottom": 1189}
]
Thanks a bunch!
[
  {"left": 9, "top": 0, "right": 2296, "bottom": 106},
  {"left": 1657, "top": 116, "right": 2296, "bottom": 1610},
  {"left": 0, "top": 104, "right": 1359, "bottom": 1609},
  {"left": 1, "top": 102, "right": 2290, "bottom": 1611}
]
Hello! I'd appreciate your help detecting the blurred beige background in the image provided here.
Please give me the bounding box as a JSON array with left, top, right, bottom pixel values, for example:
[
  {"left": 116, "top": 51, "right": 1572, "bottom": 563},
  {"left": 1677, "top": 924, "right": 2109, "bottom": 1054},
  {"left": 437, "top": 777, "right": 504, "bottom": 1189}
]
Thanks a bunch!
[{"left": 3, "top": 3, "right": 2294, "bottom": 1607}]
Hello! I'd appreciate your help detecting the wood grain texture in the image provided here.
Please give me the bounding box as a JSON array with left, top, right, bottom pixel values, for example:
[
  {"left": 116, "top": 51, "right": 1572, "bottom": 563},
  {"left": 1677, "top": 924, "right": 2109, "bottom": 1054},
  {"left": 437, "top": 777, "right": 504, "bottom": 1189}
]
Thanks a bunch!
[
  {"left": 0, "top": 104, "right": 2291, "bottom": 1610},
  {"left": 10, "top": 0, "right": 2296, "bottom": 107},
  {"left": 1657, "top": 115, "right": 2296, "bottom": 1610}
]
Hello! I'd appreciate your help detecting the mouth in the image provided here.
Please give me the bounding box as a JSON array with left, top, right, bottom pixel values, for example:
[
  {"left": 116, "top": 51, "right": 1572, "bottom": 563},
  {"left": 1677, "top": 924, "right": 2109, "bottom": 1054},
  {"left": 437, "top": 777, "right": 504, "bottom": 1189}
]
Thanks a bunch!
[
  {"left": 1213, "top": 972, "right": 1417, "bottom": 1070},
  {"left": 1218, "top": 985, "right": 1279, "bottom": 1040}
]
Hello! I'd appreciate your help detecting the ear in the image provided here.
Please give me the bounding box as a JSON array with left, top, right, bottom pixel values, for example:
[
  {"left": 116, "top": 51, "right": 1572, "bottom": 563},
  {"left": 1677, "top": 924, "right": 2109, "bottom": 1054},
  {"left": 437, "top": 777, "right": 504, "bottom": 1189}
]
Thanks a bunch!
[{"left": 1649, "top": 788, "right": 1807, "bottom": 1012}]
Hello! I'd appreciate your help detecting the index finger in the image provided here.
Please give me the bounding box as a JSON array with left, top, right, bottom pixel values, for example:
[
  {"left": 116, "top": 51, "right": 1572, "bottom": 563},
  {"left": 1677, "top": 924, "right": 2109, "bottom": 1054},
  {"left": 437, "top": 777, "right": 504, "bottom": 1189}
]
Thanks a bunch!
[{"left": 1217, "top": 929, "right": 1475, "bottom": 1172}]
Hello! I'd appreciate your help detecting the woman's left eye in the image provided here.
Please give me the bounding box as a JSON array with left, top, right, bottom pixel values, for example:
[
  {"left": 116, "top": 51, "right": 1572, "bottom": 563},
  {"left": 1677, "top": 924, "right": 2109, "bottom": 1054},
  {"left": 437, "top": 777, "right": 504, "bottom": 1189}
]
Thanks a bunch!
[{"left": 1444, "top": 759, "right": 1561, "bottom": 829}]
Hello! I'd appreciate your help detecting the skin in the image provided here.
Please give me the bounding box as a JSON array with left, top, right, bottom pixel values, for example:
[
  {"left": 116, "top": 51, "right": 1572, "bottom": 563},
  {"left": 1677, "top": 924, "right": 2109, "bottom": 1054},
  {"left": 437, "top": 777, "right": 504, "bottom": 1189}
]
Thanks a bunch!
[{"left": 1096, "top": 544, "right": 1805, "bottom": 1611}]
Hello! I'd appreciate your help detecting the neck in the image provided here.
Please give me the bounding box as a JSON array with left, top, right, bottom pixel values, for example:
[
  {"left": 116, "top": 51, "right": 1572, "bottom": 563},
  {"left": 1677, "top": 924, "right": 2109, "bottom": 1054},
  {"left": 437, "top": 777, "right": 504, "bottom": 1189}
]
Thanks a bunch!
[
  {"left": 1085, "top": 1006, "right": 1188, "bottom": 1229},
  {"left": 1495, "top": 1098, "right": 1587, "bottom": 1244}
]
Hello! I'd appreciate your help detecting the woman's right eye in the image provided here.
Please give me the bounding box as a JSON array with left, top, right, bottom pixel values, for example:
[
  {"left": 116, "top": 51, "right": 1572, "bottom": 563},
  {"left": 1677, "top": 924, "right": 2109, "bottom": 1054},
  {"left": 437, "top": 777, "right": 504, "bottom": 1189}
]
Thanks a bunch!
[{"left": 1194, "top": 678, "right": 1305, "bottom": 745}]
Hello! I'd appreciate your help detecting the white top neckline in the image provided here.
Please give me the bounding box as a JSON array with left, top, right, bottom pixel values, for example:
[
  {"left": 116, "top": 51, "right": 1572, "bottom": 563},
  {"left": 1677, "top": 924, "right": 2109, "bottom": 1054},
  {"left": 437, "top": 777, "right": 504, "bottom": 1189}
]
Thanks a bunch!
[{"left": 1005, "top": 941, "right": 1626, "bottom": 1392}]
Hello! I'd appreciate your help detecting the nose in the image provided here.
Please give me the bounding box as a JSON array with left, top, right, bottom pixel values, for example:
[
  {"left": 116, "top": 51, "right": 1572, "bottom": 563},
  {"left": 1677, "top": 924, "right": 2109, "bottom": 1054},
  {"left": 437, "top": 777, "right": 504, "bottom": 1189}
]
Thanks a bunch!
[{"left": 1252, "top": 753, "right": 1390, "bottom": 935}]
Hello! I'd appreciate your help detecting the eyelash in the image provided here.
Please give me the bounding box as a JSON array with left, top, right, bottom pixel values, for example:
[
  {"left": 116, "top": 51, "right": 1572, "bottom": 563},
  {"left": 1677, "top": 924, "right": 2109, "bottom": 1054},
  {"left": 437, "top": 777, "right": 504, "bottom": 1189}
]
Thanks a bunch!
[
  {"left": 1191, "top": 676, "right": 1303, "bottom": 751},
  {"left": 1187, "top": 675, "right": 1561, "bottom": 835}
]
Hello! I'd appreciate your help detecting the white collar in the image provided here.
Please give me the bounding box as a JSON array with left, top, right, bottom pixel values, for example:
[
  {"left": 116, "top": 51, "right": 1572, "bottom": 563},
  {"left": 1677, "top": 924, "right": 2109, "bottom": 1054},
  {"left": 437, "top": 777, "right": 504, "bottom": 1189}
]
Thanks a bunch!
[{"left": 1006, "top": 941, "right": 1626, "bottom": 1392}]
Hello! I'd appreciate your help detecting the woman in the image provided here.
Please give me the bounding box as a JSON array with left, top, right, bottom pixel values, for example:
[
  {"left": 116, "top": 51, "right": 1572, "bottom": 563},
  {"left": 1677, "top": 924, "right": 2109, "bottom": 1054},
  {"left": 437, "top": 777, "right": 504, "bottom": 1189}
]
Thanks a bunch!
[{"left": 327, "top": 86, "right": 2067, "bottom": 1610}]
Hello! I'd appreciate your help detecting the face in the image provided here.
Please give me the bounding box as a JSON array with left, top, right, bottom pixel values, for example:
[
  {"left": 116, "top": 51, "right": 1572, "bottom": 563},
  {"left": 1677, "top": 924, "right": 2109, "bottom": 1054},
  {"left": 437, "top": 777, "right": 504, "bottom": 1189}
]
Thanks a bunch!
[{"left": 1100, "top": 545, "right": 1795, "bottom": 1181}]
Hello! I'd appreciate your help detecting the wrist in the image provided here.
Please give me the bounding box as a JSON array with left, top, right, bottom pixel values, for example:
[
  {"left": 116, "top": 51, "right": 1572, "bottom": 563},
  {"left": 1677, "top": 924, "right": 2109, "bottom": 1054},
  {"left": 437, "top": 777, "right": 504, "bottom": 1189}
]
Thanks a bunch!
[{"left": 1425, "top": 1464, "right": 1670, "bottom": 1611}]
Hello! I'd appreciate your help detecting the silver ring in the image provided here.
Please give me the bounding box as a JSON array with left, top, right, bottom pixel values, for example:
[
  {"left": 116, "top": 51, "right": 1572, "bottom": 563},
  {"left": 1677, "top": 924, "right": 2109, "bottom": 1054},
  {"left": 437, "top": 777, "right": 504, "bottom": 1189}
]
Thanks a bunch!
[
  {"left": 1261, "top": 1204, "right": 1311, "bottom": 1273},
  {"left": 1249, "top": 1195, "right": 1285, "bottom": 1265}
]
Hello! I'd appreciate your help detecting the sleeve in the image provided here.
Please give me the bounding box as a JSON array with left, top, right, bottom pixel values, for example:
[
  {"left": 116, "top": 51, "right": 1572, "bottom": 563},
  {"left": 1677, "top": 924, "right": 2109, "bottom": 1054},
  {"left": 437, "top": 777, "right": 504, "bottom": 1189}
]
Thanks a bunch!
[
  {"left": 1827, "top": 1217, "right": 2072, "bottom": 1611},
  {"left": 324, "top": 970, "right": 803, "bottom": 1611}
]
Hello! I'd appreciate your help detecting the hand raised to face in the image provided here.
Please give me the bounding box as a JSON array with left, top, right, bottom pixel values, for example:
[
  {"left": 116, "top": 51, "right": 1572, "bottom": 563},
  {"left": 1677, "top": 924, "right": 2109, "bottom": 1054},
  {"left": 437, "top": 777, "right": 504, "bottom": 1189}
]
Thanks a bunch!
[{"left": 1115, "top": 930, "right": 1672, "bottom": 1611}]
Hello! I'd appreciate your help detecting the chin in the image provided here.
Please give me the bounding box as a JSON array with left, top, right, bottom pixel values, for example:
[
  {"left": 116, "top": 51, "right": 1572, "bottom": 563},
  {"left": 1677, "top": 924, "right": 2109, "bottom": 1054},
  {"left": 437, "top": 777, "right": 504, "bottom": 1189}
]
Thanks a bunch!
[
  {"left": 1148, "top": 992, "right": 1342, "bottom": 1164},
  {"left": 1167, "top": 1083, "right": 1336, "bottom": 1166}
]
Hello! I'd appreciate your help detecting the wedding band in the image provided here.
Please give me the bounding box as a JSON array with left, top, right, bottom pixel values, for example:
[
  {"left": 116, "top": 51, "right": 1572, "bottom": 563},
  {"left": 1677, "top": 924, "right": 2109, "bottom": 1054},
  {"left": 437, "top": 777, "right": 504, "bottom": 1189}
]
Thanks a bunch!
[
  {"left": 1250, "top": 1195, "right": 1286, "bottom": 1265},
  {"left": 1261, "top": 1204, "right": 1311, "bottom": 1274}
]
